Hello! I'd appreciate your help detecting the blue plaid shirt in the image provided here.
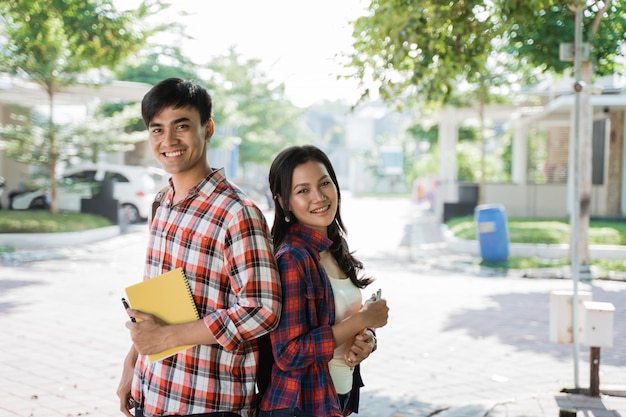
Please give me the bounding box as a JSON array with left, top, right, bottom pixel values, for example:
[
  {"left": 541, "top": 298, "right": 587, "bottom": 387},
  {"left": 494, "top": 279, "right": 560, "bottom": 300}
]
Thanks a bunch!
[{"left": 259, "top": 223, "right": 343, "bottom": 417}]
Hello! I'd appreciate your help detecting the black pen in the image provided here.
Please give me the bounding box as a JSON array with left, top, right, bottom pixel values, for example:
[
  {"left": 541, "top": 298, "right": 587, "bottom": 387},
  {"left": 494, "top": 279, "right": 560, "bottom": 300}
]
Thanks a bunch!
[{"left": 121, "top": 297, "right": 137, "bottom": 322}]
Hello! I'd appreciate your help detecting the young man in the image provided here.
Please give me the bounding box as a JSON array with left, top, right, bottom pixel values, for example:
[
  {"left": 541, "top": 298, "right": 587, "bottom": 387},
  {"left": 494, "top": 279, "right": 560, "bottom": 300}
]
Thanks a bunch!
[{"left": 117, "top": 78, "right": 281, "bottom": 417}]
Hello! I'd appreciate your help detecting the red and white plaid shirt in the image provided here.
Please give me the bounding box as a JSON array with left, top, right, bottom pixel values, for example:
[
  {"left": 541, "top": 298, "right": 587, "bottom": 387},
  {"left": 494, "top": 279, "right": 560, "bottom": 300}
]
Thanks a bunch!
[{"left": 132, "top": 169, "right": 281, "bottom": 417}]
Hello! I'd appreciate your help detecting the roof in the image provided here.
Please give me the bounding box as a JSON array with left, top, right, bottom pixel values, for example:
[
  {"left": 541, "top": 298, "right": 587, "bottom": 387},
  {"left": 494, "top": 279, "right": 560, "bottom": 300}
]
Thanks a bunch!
[
  {"left": 0, "top": 75, "right": 152, "bottom": 107},
  {"left": 516, "top": 92, "right": 626, "bottom": 127}
]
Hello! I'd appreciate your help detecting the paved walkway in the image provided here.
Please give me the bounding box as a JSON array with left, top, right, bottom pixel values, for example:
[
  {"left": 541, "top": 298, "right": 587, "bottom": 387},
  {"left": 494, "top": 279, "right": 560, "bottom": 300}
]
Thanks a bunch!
[
  {"left": 390, "top": 207, "right": 626, "bottom": 417},
  {"left": 1, "top": 198, "right": 625, "bottom": 417}
]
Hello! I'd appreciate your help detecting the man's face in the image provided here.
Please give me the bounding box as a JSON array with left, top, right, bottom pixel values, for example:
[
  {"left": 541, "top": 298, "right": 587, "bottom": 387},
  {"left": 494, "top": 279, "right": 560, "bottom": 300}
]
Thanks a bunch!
[{"left": 147, "top": 106, "right": 214, "bottom": 175}]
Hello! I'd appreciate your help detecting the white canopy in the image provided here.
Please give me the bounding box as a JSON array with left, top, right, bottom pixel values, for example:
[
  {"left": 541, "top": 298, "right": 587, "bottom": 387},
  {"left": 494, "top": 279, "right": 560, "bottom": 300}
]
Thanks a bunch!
[{"left": 0, "top": 75, "right": 152, "bottom": 107}]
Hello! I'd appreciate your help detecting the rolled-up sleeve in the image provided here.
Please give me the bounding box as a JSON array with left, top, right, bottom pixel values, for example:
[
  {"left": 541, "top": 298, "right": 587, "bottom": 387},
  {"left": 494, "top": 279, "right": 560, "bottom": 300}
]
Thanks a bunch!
[{"left": 205, "top": 206, "right": 281, "bottom": 351}]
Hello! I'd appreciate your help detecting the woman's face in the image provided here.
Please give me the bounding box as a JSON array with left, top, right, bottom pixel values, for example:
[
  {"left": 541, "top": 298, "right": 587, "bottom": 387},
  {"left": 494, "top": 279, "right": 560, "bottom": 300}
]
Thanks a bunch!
[{"left": 287, "top": 160, "right": 338, "bottom": 236}]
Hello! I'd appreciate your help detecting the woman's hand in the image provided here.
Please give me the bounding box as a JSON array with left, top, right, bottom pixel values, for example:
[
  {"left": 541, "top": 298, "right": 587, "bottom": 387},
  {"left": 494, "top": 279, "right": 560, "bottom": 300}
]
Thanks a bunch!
[
  {"left": 360, "top": 298, "right": 389, "bottom": 329},
  {"left": 344, "top": 330, "right": 376, "bottom": 366}
]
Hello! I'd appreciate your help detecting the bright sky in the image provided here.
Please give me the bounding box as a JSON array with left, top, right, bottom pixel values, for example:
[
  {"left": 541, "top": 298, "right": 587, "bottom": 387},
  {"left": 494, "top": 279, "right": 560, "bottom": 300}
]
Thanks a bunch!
[{"left": 118, "top": 0, "right": 370, "bottom": 107}]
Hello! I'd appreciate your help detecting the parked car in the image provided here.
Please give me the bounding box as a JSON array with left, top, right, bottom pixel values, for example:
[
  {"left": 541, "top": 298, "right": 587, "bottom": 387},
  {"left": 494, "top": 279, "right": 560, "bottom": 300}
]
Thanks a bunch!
[{"left": 9, "top": 164, "right": 167, "bottom": 223}]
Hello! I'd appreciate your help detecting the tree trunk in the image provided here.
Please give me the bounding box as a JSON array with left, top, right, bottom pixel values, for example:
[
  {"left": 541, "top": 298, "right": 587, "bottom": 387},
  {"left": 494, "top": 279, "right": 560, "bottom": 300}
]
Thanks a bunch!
[
  {"left": 48, "top": 86, "right": 58, "bottom": 214},
  {"left": 478, "top": 79, "right": 486, "bottom": 205}
]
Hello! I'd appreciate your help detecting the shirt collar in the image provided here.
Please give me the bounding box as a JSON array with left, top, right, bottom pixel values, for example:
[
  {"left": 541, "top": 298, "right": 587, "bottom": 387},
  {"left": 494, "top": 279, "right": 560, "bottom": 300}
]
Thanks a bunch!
[
  {"left": 194, "top": 167, "right": 226, "bottom": 199},
  {"left": 288, "top": 223, "right": 333, "bottom": 253},
  {"left": 163, "top": 168, "right": 226, "bottom": 207}
]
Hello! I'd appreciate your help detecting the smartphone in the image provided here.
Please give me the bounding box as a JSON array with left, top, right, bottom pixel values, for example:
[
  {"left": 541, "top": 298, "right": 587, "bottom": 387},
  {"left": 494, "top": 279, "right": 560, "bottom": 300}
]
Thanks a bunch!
[
  {"left": 121, "top": 297, "right": 137, "bottom": 322},
  {"left": 376, "top": 288, "right": 382, "bottom": 301}
]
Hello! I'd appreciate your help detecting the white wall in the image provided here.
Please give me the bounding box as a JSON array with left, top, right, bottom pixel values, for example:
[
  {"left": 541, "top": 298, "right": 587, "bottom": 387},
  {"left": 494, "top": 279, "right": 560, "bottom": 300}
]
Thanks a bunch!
[{"left": 483, "top": 182, "right": 609, "bottom": 218}]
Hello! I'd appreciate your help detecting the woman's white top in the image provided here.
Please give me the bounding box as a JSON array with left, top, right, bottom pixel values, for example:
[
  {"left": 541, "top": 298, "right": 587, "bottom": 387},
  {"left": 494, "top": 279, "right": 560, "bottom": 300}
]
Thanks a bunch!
[{"left": 328, "top": 276, "right": 363, "bottom": 394}]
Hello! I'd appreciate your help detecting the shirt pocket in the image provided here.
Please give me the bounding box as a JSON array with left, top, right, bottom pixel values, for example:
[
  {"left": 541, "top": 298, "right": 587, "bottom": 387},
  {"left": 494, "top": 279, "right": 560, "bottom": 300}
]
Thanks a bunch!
[
  {"left": 304, "top": 282, "right": 326, "bottom": 328},
  {"left": 177, "top": 228, "right": 229, "bottom": 315}
]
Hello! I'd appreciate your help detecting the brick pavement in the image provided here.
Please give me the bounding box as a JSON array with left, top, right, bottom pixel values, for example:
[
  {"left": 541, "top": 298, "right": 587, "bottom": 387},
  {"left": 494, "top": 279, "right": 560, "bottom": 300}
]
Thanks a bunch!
[
  {"left": 355, "top": 254, "right": 626, "bottom": 417},
  {"left": 1, "top": 198, "right": 626, "bottom": 417},
  {"left": 0, "top": 231, "right": 147, "bottom": 417}
]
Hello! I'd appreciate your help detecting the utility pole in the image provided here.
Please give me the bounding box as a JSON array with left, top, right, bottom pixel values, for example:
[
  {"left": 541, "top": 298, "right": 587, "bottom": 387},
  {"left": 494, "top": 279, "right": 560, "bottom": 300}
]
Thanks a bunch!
[{"left": 566, "top": 3, "right": 591, "bottom": 390}]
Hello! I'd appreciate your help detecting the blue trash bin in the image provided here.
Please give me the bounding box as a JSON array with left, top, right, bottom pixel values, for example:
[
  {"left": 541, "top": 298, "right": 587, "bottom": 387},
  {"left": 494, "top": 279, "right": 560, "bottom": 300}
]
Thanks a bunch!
[{"left": 475, "top": 204, "right": 509, "bottom": 263}]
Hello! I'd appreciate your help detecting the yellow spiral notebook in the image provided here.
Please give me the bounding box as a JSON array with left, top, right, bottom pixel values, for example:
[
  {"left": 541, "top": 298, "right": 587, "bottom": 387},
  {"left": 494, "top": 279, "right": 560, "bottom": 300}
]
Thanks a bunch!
[{"left": 125, "top": 267, "right": 200, "bottom": 362}]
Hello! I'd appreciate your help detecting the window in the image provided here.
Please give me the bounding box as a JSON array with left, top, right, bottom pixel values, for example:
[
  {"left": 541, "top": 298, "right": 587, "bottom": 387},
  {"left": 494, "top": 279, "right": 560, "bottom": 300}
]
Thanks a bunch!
[
  {"left": 105, "top": 171, "right": 130, "bottom": 183},
  {"left": 63, "top": 170, "right": 97, "bottom": 185},
  {"left": 591, "top": 119, "right": 606, "bottom": 185}
]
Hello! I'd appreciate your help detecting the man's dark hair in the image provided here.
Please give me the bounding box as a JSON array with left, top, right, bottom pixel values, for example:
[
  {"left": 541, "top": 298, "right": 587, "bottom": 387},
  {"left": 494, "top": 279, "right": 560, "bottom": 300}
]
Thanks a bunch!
[{"left": 141, "top": 77, "right": 213, "bottom": 127}]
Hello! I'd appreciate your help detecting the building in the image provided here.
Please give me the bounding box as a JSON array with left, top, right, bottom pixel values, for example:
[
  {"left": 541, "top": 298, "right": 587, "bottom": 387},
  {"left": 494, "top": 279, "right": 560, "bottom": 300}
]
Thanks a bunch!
[
  {"left": 0, "top": 74, "right": 153, "bottom": 208},
  {"left": 434, "top": 75, "right": 626, "bottom": 221}
]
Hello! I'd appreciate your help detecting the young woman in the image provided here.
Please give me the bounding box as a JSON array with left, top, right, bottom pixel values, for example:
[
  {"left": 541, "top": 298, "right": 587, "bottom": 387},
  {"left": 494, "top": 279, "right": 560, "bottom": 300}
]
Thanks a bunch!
[{"left": 259, "top": 145, "right": 389, "bottom": 417}]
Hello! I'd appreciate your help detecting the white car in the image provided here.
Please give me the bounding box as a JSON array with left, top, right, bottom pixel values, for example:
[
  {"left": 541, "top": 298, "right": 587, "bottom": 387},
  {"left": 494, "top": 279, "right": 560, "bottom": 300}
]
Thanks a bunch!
[{"left": 10, "top": 164, "right": 167, "bottom": 223}]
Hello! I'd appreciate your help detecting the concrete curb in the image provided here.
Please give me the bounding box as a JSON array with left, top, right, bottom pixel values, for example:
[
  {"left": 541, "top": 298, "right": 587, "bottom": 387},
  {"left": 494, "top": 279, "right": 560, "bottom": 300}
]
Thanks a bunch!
[
  {"left": 0, "top": 225, "right": 121, "bottom": 249},
  {"left": 443, "top": 225, "right": 626, "bottom": 260},
  {"left": 406, "top": 223, "right": 626, "bottom": 281}
]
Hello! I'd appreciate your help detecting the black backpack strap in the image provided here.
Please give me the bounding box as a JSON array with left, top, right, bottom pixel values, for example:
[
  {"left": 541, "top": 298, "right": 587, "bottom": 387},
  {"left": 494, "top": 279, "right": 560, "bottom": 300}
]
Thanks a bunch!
[
  {"left": 255, "top": 332, "right": 274, "bottom": 407},
  {"left": 151, "top": 186, "right": 170, "bottom": 224}
]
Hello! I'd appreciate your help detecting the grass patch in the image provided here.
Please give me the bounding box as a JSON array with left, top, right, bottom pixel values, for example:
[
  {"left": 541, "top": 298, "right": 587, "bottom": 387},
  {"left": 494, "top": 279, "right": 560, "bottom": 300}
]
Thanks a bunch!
[
  {"left": 482, "top": 257, "right": 570, "bottom": 270},
  {"left": 593, "top": 259, "right": 626, "bottom": 274},
  {"left": 446, "top": 216, "right": 626, "bottom": 246},
  {"left": 0, "top": 210, "right": 112, "bottom": 233},
  {"left": 481, "top": 256, "right": 626, "bottom": 274},
  {"left": 446, "top": 216, "right": 626, "bottom": 272}
]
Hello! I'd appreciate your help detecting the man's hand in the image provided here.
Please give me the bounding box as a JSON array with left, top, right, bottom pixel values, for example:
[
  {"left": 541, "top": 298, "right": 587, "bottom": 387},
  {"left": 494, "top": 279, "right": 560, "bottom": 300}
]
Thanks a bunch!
[
  {"left": 126, "top": 309, "right": 171, "bottom": 355},
  {"left": 117, "top": 346, "right": 138, "bottom": 417}
]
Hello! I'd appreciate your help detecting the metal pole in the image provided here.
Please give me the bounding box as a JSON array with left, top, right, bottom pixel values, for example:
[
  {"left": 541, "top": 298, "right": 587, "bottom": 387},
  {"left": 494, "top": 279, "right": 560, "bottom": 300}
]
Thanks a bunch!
[
  {"left": 570, "top": 8, "right": 583, "bottom": 390},
  {"left": 590, "top": 347, "right": 601, "bottom": 396}
]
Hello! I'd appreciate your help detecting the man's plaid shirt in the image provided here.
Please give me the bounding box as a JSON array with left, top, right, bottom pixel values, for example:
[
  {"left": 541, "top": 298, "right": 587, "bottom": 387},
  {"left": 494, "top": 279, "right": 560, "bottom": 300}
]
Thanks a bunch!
[{"left": 132, "top": 169, "right": 281, "bottom": 417}]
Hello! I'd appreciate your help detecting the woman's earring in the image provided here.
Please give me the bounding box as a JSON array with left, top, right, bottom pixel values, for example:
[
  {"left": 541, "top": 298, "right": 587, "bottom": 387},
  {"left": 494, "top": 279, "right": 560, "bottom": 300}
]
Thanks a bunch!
[{"left": 284, "top": 215, "right": 290, "bottom": 223}]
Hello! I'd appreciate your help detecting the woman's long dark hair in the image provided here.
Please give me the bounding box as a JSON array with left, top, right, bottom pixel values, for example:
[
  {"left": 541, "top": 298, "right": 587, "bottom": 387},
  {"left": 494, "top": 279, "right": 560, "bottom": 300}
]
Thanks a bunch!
[{"left": 268, "top": 145, "right": 372, "bottom": 289}]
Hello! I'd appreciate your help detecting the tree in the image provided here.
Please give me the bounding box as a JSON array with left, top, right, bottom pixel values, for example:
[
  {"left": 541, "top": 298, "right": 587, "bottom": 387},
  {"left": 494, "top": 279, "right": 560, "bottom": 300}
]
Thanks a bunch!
[
  {"left": 68, "top": 105, "right": 145, "bottom": 163},
  {"left": 506, "top": 0, "right": 626, "bottom": 267},
  {"left": 345, "top": 0, "right": 625, "bottom": 111},
  {"left": 0, "top": 104, "right": 141, "bottom": 187},
  {"left": 405, "top": 122, "right": 509, "bottom": 186},
  {"left": 344, "top": 0, "right": 530, "bottom": 204},
  {"left": 506, "top": 1, "right": 625, "bottom": 78},
  {"left": 203, "top": 47, "right": 306, "bottom": 170},
  {"left": 102, "top": 52, "right": 203, "bottom": 160},
  {"left": 111, "top": 48, "right": 307, "bottom": 175},
  {"left": 0, "top": 0, "right": 168, "bottom": 213},
  {"left": 344, "top": 0, "right": 626, "bottom": 266}
]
